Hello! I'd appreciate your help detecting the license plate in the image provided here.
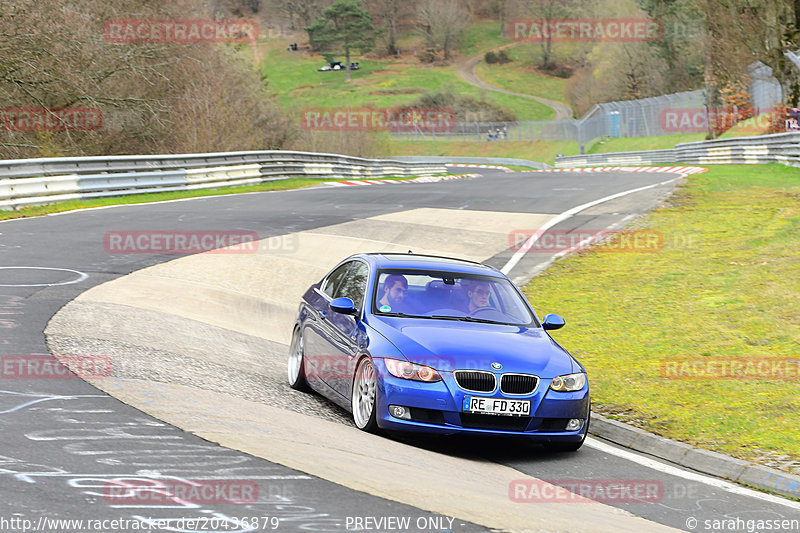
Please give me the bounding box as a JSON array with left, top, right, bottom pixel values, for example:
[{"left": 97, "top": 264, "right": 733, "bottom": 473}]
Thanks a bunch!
[{"left": 462, "top": 396, "right": 530, "bottom": 416}]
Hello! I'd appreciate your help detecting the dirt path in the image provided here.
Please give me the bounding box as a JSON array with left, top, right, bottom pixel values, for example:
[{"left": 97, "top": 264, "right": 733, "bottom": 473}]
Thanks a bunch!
[{"left": 456, "top": 43, "right": 573, "bottom": 120}]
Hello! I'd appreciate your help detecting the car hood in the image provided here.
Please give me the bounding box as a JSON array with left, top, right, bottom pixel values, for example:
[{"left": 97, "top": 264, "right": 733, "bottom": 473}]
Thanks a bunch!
[{"left": 368, "top": 316, "right": 576, "bottom": 377}]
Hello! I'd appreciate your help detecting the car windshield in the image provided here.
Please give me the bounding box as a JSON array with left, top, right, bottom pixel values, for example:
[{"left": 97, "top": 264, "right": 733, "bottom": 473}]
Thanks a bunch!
[{"left": 372, "top": 270, "right": 537, "bottom": 327}]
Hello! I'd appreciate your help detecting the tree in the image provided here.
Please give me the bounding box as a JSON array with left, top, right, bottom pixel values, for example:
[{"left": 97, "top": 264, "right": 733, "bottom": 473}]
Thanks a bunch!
[
  {"left": 417, "top": 0, "right": 471, "bottom": 62},
  {"left": 306, "top": 0, "right": 376, "bottom": 81},
  {"left": 707, "top": 0, "right": 800, "bottom": 107},
  {"left": 636, "top": 0, "right": 705, "bottom": 92},
  {"left": 368, "top": 0, "right": 416, "bottom": 55},
  {"left": 518, "top": 0, "right": 580, "bottom": 69},
  {"left": 271, "top": 0, "right": 332, "bottom": 32}
]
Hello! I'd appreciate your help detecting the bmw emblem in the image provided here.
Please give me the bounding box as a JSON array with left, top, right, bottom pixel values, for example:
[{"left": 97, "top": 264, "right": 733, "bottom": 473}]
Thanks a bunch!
[{"left": 491, "top": 362, "right": 502, "bottom": 370}]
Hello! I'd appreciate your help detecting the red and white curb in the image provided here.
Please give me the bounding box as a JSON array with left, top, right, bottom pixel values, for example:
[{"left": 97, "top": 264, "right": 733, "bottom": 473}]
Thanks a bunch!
[
  {"left": 529, "top": 166, "right": 708, "bottom": 175},
  {"left": 447, "top": 163, "right": 514, "bottom": 172},
  {"left": 329, "top": 174, "right": 480, "bottom": 187}
]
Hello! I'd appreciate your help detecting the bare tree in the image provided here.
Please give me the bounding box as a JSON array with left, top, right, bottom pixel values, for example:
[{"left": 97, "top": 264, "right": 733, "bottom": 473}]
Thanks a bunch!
[
  {"left": 368, "top": 0, "right": 417, "bottom": 55},
  {"left": 269, "top": 0, "right": 332, "bottom": 31},
  {"left": 417, "top": 0, "right": 472, "bottom": 62},
  {"left": 0, "top": 0, "right": 292, "bottom": 158},
  {"left": 706, "top": 0, "right": 800, "bottom": 107},
  {"left": 518, "top": 0, "right": 580, "bottom": 69}
]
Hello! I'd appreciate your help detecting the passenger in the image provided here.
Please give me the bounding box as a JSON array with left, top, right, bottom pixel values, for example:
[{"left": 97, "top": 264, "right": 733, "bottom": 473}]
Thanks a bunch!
[{"left": 379, "top": 274, "right": 408, "bottom": 311}]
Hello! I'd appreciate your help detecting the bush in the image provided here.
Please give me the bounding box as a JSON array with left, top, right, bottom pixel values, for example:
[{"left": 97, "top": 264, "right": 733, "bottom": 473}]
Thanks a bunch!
[
  {"left": 496, "top": 49, "right": 512, "bottom": 64},
  {"left": 485, "top": 50, "right": 511, "bottom": 65},
  {"left": 409, "top": 90, "right": 517, "bottom": 122}
]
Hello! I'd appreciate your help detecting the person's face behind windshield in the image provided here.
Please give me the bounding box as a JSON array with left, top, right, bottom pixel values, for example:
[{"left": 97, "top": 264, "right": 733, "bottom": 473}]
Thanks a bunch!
[
  {"left": 385, "top": 280, "right": 407, "bottom": 305},
  {"left": 468, "top": 281, "right": 491, "bottom": 309}
]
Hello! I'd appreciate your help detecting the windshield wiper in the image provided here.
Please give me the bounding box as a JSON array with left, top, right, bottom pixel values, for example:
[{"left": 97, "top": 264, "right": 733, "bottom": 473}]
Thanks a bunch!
[
  {"left": 379, "top": 312, "right": 430, "bottom": 319},
  {"left": 430, "top": 315, "right": 505, "bottom": 324}
]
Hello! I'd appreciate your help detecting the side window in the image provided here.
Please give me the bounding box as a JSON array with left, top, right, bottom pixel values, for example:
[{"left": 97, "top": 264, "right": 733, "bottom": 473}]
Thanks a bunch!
[
  {"left": 321, "top": 263, "right": 351, "bottom": 298},
  {"left": 334, "top": 261, "right": 369, "bottom": 308}
]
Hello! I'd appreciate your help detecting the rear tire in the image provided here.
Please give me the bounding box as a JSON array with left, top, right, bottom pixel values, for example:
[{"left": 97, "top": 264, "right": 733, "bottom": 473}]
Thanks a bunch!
[
  {"left": 352, "top": 357, "right": 379, "bottom": 433},
  {"left": 287, "top": 328, "right": 309, "bottom": 391}
]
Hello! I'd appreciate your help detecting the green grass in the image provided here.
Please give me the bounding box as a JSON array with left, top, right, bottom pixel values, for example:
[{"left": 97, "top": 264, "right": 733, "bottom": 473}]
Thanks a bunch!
[
  {"left": 586, "top": 134, "right": 707, "bottom": 154},
  {"left": 458, "top": 21, "right": 510, "bottom": 57},
  {"left": 475, "top": 45, "right": 570, "bottom": 103},
  {"left": 260, "top": 37, "right": 554, "bottom": 122},
  {"left": 522, "top": 164, "right": 800, "bottom": 464},
  {"left": 719, "top": 113, "right": 776, "bottom": 138},
  {"left": 388, "top": 140, "right": 578, "bottom": 165},
  {"left": 0, "top": 176, "right": 417, "bottom": 221}
]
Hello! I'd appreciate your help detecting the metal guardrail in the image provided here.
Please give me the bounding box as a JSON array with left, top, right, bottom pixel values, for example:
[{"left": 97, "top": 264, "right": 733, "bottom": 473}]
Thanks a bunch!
[
  {"left": 389, "top": 156, "right": 551, "bottom": 170},
  {"left": 554, "top": 132, "right": 800, "bottom": 168},
  {"left": 0, "top": 150, "right": 450, "bottom": 210}
]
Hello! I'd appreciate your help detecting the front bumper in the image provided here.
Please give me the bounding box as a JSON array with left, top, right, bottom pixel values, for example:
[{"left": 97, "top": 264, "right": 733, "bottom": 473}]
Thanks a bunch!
[{"left": 374, "top": 360, "right": 589, "bottom": 442}]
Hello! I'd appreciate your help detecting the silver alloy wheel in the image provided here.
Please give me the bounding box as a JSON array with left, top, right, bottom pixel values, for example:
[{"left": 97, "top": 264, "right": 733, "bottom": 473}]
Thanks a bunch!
[
  {"left": 352, "top": 358, "right": 376, "bottom": 429},
  {"left": 287, "top": 331, "right": 303, "bottom": 385}
]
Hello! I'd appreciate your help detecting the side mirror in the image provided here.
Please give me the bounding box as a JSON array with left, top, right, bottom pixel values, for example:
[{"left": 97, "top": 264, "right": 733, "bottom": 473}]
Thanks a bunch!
[
  {"left": 542, "top": 313, "right": 565, "bottom": 331},
  {"left": 330, "top": 297, "right": 358, "bottom": 316}
]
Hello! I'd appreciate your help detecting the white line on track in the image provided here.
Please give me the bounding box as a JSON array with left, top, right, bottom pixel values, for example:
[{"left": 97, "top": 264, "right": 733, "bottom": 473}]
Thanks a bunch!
[
  {"left": 585, "top": 438, "right": 800, "bottom": 510},
  {"left": 0, "top": 266, "right": 89, "bottom": 287},
  {"left": 500, "top": 177, "right": 679, "bottom": 275}
]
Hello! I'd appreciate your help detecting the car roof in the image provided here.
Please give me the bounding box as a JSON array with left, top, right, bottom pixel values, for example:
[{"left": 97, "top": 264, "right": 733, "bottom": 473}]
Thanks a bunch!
[{"left": 355, "top": 252, "right": 504, "bottom": 277}]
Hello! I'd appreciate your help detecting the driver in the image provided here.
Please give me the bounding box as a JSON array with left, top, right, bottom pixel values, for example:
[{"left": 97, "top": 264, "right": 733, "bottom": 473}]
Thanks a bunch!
[
  {"left": 379, "top": 274, "right": 408, "bottom": 311},
  {"left": 467, "top": 281, "right": 492, "bottom": 312}
]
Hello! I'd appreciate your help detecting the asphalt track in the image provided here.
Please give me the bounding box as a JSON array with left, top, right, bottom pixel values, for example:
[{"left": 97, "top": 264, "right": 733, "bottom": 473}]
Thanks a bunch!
[{"left": 2, "top": 168, "right": 799, "bottom": 532}]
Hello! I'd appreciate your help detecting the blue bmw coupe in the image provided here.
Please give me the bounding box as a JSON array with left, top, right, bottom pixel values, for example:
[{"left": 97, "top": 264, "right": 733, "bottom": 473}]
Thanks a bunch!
[{"left": 287, "top": 253, "right": 590, "bottom": 451}]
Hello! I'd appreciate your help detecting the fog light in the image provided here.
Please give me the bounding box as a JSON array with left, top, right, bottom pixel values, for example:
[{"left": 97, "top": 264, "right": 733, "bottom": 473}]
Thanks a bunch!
[
  {"left": 389, "top": 405, "right": 411, "bottom": 420},
  {"left": 566, "top": 418, "right": 583, "bottom": 431}
]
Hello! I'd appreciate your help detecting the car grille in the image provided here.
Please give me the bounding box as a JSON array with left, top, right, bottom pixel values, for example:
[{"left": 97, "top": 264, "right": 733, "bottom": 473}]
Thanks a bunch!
[
  {"left": 454, "top": 370, "right": 496, "bottom": 392},
  {"left": 408, "top": 407, "right": 445, "bottom": 425},
  {"left": 500, "top": 374, "right": 539, "bottom": 395},
  {"left": 460, "top": 413, "right": 530, "bottom": 432}
]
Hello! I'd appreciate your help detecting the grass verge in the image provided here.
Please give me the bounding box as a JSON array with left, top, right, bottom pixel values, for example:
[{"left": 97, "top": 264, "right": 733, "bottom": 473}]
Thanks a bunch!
[
  {"left": 0, "top": 176, "right": 421, "bottom": 221},
  {"left": 586, "top": 134, "right": 707, "bottom": 154},
  {"left": 389, "top": 140, "right": 577, "bottom": 165},
  {"left": 522, "top": 164, "right": 800, "bottom": 467}
]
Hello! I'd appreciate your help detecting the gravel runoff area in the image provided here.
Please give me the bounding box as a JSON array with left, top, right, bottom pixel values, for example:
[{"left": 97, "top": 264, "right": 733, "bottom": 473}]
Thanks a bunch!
[{"left": 46, "top": 300, "right": 354, "bottom": 427}]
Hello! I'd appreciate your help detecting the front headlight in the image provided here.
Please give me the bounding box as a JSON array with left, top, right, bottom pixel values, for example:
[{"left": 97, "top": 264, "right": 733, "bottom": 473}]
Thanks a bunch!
[
  {"left": 384, "top": 359, "right": 441, "bottom": 382},
  {"left": 550, "top": 372, "right": 586, "bottom": 392}
]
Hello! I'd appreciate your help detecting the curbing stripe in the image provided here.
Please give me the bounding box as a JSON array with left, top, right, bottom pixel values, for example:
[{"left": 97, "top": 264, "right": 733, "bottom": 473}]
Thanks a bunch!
[
  {"left": 329, "top": 173, "right": 479, "bottom": 187},
  {"left": 524, "top": 166, "right": 708, "bottom": 175}
]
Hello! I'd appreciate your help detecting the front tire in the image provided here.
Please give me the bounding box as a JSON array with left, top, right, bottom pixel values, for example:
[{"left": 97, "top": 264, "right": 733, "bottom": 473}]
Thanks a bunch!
[
  {"left": 352, "top": 357, "right": 379, "bottom": 433},
  {"left": 287, "top": 328, "right": 309, "bottom": 391}
]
